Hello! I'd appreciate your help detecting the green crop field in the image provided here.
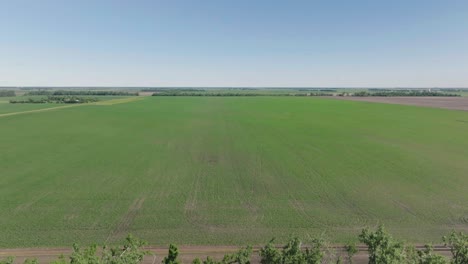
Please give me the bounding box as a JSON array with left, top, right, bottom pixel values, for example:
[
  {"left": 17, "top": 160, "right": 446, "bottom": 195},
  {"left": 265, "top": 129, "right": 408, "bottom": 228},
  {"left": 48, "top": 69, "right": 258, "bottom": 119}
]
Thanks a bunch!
[{"left": 1, "top": 97, "right": 468, "bottom": 247}]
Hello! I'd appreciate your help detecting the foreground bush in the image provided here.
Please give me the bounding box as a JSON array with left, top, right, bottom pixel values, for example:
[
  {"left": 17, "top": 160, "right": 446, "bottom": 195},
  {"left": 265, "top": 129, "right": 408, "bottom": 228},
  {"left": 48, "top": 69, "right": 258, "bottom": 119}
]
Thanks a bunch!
[
  {"left": 1, "top": 227, "right": 467, "bottom": 264},
  {"left": 443, "top": 231, "right": 468, "bottom": 264},
  {"left": 359, "top": 225, "right": 407, "bottom": 263}
]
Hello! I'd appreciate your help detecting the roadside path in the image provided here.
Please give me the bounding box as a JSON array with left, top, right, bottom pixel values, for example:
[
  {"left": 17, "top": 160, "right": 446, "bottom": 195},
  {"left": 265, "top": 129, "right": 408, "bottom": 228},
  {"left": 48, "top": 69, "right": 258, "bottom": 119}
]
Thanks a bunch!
[
  {"left": 0, "top": 104, "right": 84, "bottom": 118},
  {"left": 0, "top": 245, "right": 453, "bottom": 264},
  {"left": 0, "top": 97, "right": 144, "bottom": 118}
]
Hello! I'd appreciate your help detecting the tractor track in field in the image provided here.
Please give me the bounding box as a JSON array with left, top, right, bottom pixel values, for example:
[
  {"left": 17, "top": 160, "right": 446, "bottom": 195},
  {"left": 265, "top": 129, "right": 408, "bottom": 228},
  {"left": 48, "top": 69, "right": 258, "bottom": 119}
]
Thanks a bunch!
[
  {"left": 105, "top": 197, "right": 146, "bottom": 243},
  {"left": 0, "top": 104, "right": 84, "bottom": 118},
  {"left": 0, "top": 245, "right": 454, "bottom": 264}
]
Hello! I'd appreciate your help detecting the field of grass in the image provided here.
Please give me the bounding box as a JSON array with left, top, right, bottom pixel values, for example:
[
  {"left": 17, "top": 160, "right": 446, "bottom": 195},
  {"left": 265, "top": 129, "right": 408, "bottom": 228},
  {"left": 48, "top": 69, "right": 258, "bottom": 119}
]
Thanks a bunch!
[{"left": 1, "top": 97, "right": 468, "bottom": 247}]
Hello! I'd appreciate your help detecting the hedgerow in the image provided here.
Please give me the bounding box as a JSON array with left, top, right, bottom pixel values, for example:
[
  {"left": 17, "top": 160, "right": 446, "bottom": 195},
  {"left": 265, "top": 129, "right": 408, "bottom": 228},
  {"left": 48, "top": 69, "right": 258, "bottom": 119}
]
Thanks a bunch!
[{"left": 1, "top": 226, "right": 466, "bottom": 264}]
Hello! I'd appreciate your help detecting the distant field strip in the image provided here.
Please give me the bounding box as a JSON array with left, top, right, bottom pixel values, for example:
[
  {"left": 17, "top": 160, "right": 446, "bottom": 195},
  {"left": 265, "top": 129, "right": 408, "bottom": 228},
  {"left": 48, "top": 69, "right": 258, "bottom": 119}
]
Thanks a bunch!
[
  {"left": 94, "top": 97, "right": 144, "bottom": 105},
  {"left": 329, "top": 96, "right": 468, "bottom": 111},
  {"left": 0, "top": 97, "right": 143, "bottom": 117},
  {"left": 0, "top": 104, "right": 83, "bottom": 118}
]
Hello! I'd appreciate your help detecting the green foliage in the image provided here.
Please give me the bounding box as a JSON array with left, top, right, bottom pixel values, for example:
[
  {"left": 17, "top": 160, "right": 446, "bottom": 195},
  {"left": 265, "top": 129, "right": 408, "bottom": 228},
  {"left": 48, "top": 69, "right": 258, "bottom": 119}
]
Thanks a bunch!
[
  {"left": 0, "top": 257, "right": 14, "bottom": 264},
  {"left": 152, "top": 92, "right": 332, "bottom": 96},
  {"left": 221, "top": 246, "right": 252, "bottom": 264},
  {"left": 358, "top": 225, "right": 406, "bottom": 264},
  {"left": 50, "top": 255, "right": 68, "bottom": 264},
  {"left": 25, "top": 91, "right": 138, "bottom": 96},
  {"left": 189, "top": 246, "right": 252, "bottom": 264},
  {"left": 416, "top": 245, "right": 448, "bottom": 264},
  {"left": 0, "top": 231, "right": 467, "bottom": 264},
  {"left": 345, "top": 242, "right": 358, "bottom": 264},
  {"left": 443, "top": 231, "right": 468, "bottom": 264},
  {"left": 259, "top": 237, "right": 325, "bottom": 264},
  {"left": 200, "top": 257, "right": 218, "bottom": 264},
  {"left": 259, "top": 239, "right": 282, "bottom": 264},
  {"left": 303, "top": 238, "right": 326, "bottom": 264},
  {"left": 23, "top": 259, "right": 39, "bottom": 264},
  {"left": 0, "top": 90, "right": 15, "bottom": 97},
  {"left": 2, "top": 97, "right": 468, "bottom": 246},
  {"left": 353, "top": 90, "right": 460, "bottom": 97},
  {"left": 10, "top": 96, "right": 99, "bottom": 104},
  {"left": 69, "top": 234, "right": 148, "bottom": 264},
  {"left": 162, "top": 244, "right": 181, "bottom": 264}
]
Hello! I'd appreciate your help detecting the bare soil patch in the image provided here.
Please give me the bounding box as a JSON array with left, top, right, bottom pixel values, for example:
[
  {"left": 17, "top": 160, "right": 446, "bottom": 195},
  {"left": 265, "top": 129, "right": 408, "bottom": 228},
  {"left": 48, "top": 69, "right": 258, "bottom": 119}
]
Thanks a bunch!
[{"left": 328, "top": 96, "right": 468, "bottom": 111}]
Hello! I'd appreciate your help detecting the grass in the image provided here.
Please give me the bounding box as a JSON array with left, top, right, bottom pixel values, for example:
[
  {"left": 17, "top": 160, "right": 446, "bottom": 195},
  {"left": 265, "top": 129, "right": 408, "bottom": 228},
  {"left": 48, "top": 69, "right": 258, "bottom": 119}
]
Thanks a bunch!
[{"left": 1, "top": 97, "right": 468, "bottom": 247}]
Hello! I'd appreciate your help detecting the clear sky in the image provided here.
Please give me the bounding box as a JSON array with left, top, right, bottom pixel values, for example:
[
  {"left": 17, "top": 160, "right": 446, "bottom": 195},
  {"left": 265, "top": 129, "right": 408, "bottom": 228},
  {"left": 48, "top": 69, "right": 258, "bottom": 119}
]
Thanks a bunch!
[{"left": 1, "top": 0, "right": 467, "bottom": 87}]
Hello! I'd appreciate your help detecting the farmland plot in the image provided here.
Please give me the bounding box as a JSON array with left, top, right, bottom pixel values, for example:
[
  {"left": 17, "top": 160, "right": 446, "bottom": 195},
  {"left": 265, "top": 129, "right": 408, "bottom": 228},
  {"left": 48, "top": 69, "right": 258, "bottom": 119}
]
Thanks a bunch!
[{"left": 1, "top": 97, "right": 468, "bottom": 247}]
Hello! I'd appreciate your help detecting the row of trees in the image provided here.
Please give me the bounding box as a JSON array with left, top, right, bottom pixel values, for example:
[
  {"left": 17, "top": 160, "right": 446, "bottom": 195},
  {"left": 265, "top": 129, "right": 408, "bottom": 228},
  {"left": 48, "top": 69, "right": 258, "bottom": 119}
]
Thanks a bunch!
[
  {"left": 142, "top": 88, "right": 206, "bottom": 92},
  {"left": 152, "top": 92, "right": 333, "bottom": 97},
  {"left": 9, "top": 96, "right": 99, "bottom": 104},
  {"left": 24, "top": 91, "right": 138, "bottom": 96},
  {"left": 352, "top": 91, "right": 460, "bottom": 97},
  {"left": 1, "top": 226, "right": 467, "bottom": 264},
  {"left": 0, "top": 90, "right": 15, "bottom": 97}
]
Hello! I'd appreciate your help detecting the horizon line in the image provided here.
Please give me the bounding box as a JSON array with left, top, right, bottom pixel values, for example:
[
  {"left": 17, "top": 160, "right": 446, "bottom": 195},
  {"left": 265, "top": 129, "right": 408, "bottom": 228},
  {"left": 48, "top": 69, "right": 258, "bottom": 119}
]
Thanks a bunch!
[{"left": 1, "top": 86, "right": 468, "bottom": 89}]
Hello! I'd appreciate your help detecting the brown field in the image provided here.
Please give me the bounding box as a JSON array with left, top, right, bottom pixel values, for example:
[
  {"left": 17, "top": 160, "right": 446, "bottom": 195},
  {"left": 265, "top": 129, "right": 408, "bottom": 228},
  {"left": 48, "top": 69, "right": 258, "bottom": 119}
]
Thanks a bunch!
[{"left": 329, "top": 96, "right": 468, "bottom": 111}]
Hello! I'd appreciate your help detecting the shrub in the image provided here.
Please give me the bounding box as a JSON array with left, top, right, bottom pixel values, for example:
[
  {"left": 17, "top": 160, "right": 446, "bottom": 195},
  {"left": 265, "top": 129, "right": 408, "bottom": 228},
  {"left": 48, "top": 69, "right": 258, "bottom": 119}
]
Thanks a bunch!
[
  {"left": 358, "top": 225, "right": 406, "bottom": 264},
  {"left": 443, "top": 231, "right": 468, "bottom": 264},
  {"left": 417, "top": 244, "right": 448, "bottom": 264},
  {"left": 162, "top": 244, "right": 181, "bottom": 264}
]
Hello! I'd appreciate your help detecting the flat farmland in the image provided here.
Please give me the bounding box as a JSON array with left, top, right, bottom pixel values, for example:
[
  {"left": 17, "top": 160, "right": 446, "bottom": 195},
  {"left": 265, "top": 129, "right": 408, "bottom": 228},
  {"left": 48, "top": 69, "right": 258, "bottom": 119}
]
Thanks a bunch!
[
  {"left": 1, "top": 97, "right": 468, "bottom": 247},
  {"left": 330, "top": 96, "right": 468, "bottom": 111},
  {"left": 0, "top": 99, "right": 60, "bottom": 115}
]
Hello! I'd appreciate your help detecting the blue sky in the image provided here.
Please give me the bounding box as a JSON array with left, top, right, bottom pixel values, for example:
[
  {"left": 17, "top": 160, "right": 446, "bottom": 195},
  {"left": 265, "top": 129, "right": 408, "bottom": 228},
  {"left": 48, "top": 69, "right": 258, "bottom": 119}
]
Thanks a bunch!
[{"left": 1, "top": 0, "right": 467, "bottom": 87}]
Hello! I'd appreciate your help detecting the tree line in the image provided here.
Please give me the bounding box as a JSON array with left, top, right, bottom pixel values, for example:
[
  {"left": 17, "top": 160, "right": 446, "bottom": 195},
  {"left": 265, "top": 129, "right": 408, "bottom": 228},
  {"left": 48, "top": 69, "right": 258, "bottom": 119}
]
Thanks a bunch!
[
  {"left": 142, "top": 88, "right": 206, "bottom": 92},
  {"left": 0, "top": 90, "right": 15, "bottom": 97},
  {"left": 352, "top": 91, "right": 460, "bottom": 97},
  {"left": 1, "top": 226, "right": 467, "bottom": 264},
  {"left": 9, "top": 96, "right": 99, "bottom": 104},
  {"left": 24, "top": 91, "right": 138, "bottom": 96},
  {"left": 152, "top": 92, "right": 333, "bottom": 97}
]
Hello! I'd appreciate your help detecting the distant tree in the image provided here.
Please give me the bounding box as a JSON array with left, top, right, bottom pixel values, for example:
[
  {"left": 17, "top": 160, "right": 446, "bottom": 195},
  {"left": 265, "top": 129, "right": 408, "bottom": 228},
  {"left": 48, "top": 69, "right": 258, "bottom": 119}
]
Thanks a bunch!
[
  {"left": 25, "top": 91, "right": 138, "bottom": 96},
  {"left": 0, "top": 90, "right": 15, "bottom": 97}
]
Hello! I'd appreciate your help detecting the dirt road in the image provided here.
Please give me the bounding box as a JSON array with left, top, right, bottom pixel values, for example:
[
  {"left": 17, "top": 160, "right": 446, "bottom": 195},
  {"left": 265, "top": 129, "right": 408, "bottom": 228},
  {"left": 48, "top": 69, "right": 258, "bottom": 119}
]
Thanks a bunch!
[{"left": 0, "top": 245, "right": 453, "bottom": 263}]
